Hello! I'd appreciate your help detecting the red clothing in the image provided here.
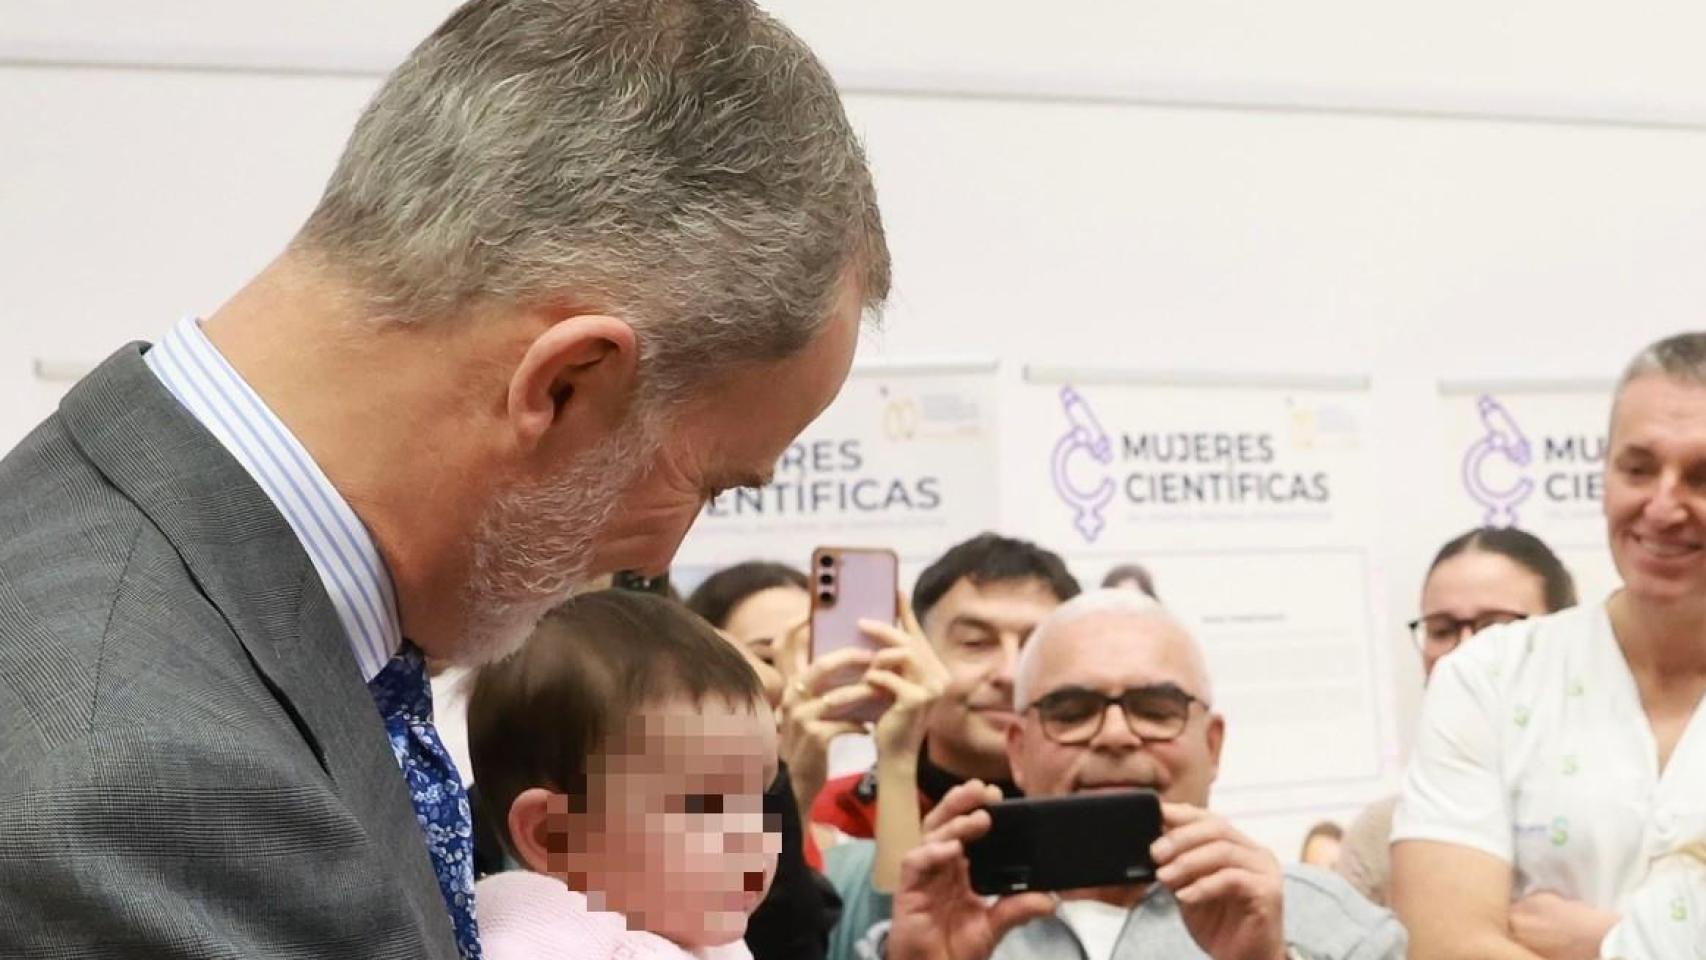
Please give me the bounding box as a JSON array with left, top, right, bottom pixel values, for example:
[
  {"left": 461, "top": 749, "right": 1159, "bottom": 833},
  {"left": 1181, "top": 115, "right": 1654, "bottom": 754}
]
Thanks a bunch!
[
  {"left": 810, "top": 769, "right": 927, "bottom": 839},
  {"left": 802, "top": 831, "right": 824, "bottom": 872},
  {"left": 808, "top": 746, "right": 1021, "bottom": 837}
]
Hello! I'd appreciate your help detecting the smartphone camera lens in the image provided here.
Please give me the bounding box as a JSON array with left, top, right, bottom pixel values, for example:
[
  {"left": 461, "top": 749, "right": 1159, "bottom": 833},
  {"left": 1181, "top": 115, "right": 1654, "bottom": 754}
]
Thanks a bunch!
[{"left": 816, "top": 553, "right": 836, "bottom": 605}]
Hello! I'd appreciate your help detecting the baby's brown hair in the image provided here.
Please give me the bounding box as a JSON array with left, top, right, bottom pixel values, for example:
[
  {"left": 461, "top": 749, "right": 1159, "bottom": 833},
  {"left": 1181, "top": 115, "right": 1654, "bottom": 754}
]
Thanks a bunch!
[{"left": 467, "top": 590, "right": 764, "bottom": 856}]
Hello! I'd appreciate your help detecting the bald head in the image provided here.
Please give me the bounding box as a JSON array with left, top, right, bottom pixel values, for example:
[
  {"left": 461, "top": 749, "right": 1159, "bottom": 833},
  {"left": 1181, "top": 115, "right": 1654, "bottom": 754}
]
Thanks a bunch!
[
  {"left": 1014, "top": 589, "right": 1213, "bottom": 709},
  {"left": 1006, "top": 588, "right": 1225, "bottom": 808}
]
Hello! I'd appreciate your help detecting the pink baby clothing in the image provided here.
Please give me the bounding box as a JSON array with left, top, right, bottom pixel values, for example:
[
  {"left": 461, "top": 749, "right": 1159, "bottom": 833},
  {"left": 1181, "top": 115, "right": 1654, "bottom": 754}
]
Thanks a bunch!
[{"left": 477, "top": 871, "right": 754, "bottom": 960}]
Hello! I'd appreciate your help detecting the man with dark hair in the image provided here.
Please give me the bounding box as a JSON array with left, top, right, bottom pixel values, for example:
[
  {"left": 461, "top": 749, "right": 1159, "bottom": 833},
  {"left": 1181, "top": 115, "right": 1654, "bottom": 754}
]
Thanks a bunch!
[{"left": 1101, "top": 562, "right": 1159, "bottom": 600}]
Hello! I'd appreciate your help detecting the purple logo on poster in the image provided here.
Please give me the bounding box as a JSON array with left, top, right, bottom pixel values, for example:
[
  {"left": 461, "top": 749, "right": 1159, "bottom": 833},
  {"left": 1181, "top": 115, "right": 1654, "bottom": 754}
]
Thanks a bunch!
[
  {"left": 1462, "top": 394, "right": 1534, "bottom": 527},
  {"left": 1051, "top": 385, "right": 1116, "bottom": 542}
]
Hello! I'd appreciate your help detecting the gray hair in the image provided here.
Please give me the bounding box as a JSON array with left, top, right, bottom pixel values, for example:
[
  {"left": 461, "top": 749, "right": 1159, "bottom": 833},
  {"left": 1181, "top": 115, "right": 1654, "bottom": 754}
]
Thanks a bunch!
[
  {"left": 295, "top": 0, "right": 889, "bottom": 402},
  {"left": 1013, "top": 588, "right": 1213, "bottom": 710},
  {"left": 1617, "top": 333, "right": 1706, "bottom": 392}
]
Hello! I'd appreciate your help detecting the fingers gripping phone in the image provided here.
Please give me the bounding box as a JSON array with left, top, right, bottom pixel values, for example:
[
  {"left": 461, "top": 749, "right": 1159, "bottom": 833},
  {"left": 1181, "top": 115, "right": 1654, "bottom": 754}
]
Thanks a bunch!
[
  {"left": 808, "top": 547, "right": 898, "bottom": 723},
  {"left": 965, "top": 791, "right": 1163, "bottom": 895}
]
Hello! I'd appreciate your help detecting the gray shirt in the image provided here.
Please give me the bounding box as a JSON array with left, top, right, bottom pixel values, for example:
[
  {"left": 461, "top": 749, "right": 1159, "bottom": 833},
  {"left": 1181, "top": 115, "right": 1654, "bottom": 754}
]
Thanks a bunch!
[{"left": 989, "top": 865, "right": 1406, "bottom": 960}]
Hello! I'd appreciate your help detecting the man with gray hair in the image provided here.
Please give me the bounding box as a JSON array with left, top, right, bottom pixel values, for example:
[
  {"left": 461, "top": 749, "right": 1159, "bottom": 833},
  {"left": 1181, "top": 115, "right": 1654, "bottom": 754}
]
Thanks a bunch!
[
  {"left": 0, "top": 1, "right": 887, "bottom": 957},
  {"left": 1393, "top": 330, "right": 1706, "bottom": 960},
  {"left": 886, "top": 590, "right": 1404, "bottom": 960}
]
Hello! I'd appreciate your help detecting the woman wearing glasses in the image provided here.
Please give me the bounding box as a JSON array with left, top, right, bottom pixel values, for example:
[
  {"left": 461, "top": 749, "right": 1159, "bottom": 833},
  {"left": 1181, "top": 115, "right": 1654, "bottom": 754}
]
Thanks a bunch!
[
  {"left": 1409, "top": 528, "right": 1578, "bottom": 682},
  {"left": 1335, "top": 527, "right": 1575, "bottom": 907},
  {"left": 1395, "top": 333, "right": 1706, "bottom": 960}
]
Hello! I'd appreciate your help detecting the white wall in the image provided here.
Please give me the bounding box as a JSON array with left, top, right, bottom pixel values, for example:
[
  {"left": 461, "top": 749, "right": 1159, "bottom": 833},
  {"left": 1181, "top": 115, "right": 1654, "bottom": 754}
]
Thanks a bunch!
[{"left": 7, "top": 0, "right": 1706, "bottom": 857}]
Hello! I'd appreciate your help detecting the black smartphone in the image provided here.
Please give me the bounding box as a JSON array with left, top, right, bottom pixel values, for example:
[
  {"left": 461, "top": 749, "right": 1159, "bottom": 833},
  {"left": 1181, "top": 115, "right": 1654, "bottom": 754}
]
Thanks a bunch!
[{"left": 965, "top": 790, "right": 1162, "bottom": 895}]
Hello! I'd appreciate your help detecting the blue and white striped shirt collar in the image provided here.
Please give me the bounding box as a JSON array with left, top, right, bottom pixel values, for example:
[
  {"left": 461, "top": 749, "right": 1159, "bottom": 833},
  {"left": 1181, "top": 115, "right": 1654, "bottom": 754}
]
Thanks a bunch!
[{"left": 145, "top": 317, "right": 403, "bottom": 682}]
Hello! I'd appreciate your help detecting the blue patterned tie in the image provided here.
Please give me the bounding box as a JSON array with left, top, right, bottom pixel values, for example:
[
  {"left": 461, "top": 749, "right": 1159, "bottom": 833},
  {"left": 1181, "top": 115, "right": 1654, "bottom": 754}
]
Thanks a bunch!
[{"left": 369, "top": 644, "right": 482, "bottom": 960}]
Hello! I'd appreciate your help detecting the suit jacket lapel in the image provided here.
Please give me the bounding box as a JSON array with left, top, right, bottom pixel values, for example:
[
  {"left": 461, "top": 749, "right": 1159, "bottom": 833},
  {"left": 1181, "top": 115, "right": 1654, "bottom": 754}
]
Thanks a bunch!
[
  {"left": 294, "top": 587, "right": 459, "bottom": 946},
  {"left": 57, "top": 343, "right": 454, "bottom": 947}
]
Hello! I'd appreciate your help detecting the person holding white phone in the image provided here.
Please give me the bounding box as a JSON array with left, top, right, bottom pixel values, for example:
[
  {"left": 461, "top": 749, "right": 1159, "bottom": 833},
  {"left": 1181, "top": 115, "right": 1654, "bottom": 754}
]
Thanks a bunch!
[{"left": 689, "top": 554, "right": 948, "bottom": 960}]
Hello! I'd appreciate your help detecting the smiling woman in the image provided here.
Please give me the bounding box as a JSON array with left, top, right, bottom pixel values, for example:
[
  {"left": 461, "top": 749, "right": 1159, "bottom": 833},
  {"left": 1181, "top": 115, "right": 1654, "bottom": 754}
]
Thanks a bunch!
[{"left": 1392, "top": 332, "right": 1706, "bottom": 960}]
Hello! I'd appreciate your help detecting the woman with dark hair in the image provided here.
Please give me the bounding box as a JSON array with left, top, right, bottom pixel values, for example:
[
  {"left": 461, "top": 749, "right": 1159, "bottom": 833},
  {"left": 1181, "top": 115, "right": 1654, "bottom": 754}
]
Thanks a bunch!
[
  {"left": 1335, "top": 526, "right": 1575, "bottom": 908},
  {"left": 686, "top": 561, "right": 811, "bottom": 673},
  {"left": 686, "top": 561, "right": 944, "bottom": 960},
  {"left": 686, "top": 562, "right": 843, "bottom": 960},
  {"left": 1409, "top": 527, "right": 1577, "bottom": 681}
]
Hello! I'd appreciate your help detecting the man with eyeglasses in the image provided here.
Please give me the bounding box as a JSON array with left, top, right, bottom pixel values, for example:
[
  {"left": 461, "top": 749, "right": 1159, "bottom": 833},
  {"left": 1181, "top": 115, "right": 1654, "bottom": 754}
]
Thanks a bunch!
[{"left": 884, "top": 589, "right": 1404, "bottom": 960}]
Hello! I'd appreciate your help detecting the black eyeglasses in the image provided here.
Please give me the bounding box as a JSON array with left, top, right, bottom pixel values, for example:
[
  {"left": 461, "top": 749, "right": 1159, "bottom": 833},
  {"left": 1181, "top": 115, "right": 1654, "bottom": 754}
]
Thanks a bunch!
[
  {"left": 1024, "top": 683, "right": 1206, "bottom": 745},
  {"left": 1406, "top": 610, "right": 1528, "bottom": 653}
]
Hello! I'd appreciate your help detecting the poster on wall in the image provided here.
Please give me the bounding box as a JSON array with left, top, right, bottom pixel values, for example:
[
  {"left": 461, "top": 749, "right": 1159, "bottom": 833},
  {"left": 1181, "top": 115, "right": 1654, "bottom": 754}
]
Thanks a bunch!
[
  {"left": 671, "top": 360, "right": 1001, "bottom": 592},
  {"left": 1007, "top": 368, "right": 1389, "bottom": 813},
  {"left": 1437, "top": 381, "right": 1619, "bottom": 603}
]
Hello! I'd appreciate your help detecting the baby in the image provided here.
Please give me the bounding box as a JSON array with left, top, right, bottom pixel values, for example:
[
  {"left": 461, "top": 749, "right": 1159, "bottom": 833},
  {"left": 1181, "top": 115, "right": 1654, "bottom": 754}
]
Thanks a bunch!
[{"left": 468, "top": 590, "right": 781, "bottom": 960}]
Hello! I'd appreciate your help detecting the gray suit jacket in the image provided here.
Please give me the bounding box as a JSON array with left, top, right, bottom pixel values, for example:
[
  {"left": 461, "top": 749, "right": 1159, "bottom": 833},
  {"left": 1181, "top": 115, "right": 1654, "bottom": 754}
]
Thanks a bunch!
[{"left": 0, "top": 344, "right": 460, "bottom": 959}]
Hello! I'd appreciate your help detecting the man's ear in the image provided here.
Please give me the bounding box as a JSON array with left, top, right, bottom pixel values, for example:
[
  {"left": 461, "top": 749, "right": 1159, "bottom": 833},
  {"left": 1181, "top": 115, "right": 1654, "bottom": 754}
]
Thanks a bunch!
[
  {"left": 506, "top": 786, "right": 575, "bottom": 876},
  {"left": 1006, "top": 717, "right": 1029, "bottom": 795},
  {"left": 1204, "top": 712, "right": 1226, "bottom": 773},
  {"left": 506, "top": 314, "right": 639, "bottom": 452}
]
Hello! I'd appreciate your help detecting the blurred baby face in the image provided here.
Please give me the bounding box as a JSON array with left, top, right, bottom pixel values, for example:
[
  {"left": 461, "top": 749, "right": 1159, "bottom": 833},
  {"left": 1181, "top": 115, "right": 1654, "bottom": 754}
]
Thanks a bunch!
[{"left": 566, "top": 696, "right": 780, "bottom": 948}]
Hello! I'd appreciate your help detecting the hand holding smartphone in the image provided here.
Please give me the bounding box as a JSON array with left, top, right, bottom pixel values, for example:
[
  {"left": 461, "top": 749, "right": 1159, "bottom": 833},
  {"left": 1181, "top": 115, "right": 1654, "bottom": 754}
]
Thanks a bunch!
[
  {"left": 965, "top": 790, "right": 1163, "bottom": 895},
  {"left": 807, "top": 546, "right": 898, "bottom": 723}
]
